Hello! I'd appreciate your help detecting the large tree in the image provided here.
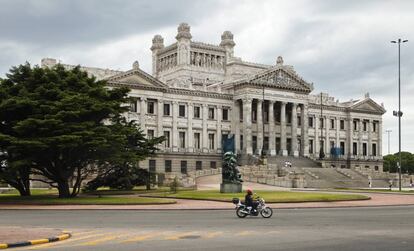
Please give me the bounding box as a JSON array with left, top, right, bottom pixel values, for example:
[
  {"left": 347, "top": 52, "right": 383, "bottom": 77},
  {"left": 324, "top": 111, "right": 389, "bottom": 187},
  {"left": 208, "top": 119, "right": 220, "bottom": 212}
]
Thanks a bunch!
[
  {"left": 383, "top": 152, "right": 414, "bottom": 174},
  {"left": 0, "top": 63, "right": 145, "bottom": 197}
]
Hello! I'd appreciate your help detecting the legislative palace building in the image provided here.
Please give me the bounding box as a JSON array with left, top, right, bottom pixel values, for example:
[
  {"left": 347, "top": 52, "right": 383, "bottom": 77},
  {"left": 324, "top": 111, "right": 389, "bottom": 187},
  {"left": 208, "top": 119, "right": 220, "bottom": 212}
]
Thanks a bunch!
[{"left": 41, "top": 23, "right": 386, "bottom": 174}]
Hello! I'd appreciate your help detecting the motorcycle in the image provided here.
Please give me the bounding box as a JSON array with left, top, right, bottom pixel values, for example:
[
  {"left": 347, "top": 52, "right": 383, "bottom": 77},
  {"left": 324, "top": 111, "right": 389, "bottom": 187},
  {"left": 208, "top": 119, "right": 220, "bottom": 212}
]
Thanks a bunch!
[{"left": 232, "top": 194, "right": 273, "bottom": 218}]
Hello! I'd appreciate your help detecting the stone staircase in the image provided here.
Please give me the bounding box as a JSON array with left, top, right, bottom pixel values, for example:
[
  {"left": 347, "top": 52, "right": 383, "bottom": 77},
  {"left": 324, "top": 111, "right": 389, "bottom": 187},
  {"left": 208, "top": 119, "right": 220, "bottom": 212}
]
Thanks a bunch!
[{"left": 267, "top": 156, "right": 321, "bottom": 168}]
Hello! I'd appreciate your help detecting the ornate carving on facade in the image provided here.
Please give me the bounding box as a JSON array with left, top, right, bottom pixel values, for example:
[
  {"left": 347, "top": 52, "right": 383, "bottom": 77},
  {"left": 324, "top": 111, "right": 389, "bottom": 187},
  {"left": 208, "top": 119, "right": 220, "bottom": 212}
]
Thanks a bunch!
[{"left": 176, "top": 23, "right": 192, "bottom": 40}]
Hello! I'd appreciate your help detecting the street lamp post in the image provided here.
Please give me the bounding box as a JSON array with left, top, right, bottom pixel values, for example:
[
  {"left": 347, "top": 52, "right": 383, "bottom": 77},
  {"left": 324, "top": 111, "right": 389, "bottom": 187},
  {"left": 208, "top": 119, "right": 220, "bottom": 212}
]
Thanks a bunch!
[
  {"left": 385, "top": 129, "right": 392, "bottom": 155},
  {"left": 391, "top": 38, "right": 408, "bottom": 192},
  {"left": 319, "top": 92, "right": 325, "bottom": 160}
]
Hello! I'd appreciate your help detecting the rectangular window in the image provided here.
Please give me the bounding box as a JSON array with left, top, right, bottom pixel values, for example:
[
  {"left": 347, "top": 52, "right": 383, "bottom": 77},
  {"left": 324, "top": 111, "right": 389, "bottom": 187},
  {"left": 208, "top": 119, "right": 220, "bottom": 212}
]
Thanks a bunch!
[
  {"left": 196, "top": 161, "right": 202, "bottom": 170},
  {"left": 340, "top": 141, "right": 345, "bottom": 155},
  {"left": 163, "top": 103, "right": 170, "bottom": 116},
  {"left": 147, "top": 129, "right": 154, "bottom": 139},
  {"left": 353, "top": 120, "right": 358, "bottom": 131},
  {"left": 240, "top": 135, "right": 243, "bottom": 150},
  {"left": 308, "top": 117, "right": 314, "bottom": 127},
  {"left": 194, "top": 106, "right": 201, "bottom": 118},
  {"left": 147, "top": 101, "right": 155, "bottom": 114},
  {"left": 373, "top": 122, "right": 377, "bottom": 132},
  {"left": 363, "top": 121, "right": 367, "bottom": 131},
  {"left": 208, "top": 107, "right": 215, "bottom": 119},
  {"left": 130, "top": 100, "right": 137, "bottom": 112},
  {"left": 340, "top": 120, "right": 345, "bottom": 130},
  {"left": 320, "top": 140, "right": 324, "bottom": 152},
  {"left": 372, "top": 143, "right": 377, "bottom": 156},
  {"left": 208, "top": 133, "right": 215, "bottom": 150},
  {"left": 210, "top": 161, "right": 217, "bottom": 169},
  {"left": 194, "top": 133, "right": 201, "bottom": 149},
  {"left": 363, "top": 143, "right": 367, "bottom": 156},
  {"left": 149, "top": 160, "right": 156, "bottom": 173},
  {"left": 297, "top": 116, "right": 301, "bottom": 127},
  {"left": 319, "top": 118, "right": 324, "bottom": 129},
  {"left": 164, "top": 131, "right": 170, "bottom": 148},
  {"left": 179, "top": 132, "right": 185, "bottom": 148},
  {"left": 309, "top": 139, "right": 314, "bottom": 154},
  {"left": 165, "top": 160, "right": 172, "bottom": 173},
  {"left": 180, "top": 161, "right": 187, "bottom": 174},
  {"left": 331, "top": 119, "right": 335, "bottom": 129},
  {"left": 222, "top": 108, "right": 229, "bottom": 121},
  {"left": 353, "top": 142, "right": 358, "bottom": 155},
  {"left": 179, "top": 105, "right": 186, "bottom": 117},
  {"left": 330, "top": 141, "right": 335, "bottom": 150}
]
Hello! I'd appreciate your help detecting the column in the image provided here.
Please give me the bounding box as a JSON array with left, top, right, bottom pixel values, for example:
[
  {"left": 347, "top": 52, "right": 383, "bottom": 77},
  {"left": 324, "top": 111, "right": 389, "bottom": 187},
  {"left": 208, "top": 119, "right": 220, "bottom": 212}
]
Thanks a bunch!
[
  {"left": 301, "top": 104, "right": 309, "bottom": 157},
  {"left": 233, "top": 100, "right": 241, "bottom": 153},
  {"left": 256, "top": 100, "right": 263, "bottom": 155},
  {"left": 368, "top": 119, "right": 372, "bottom": 157},
  {"left": 336, "top": 117, "right": 340, "bottom": 148},
  {"left": 188, "top": 102, "right": 193, "bottom": 152},
  {"left": 347, "top": 117, "right": 353, "bottom": 157},
  {"left": 217, "top": 105, "right": 222, "bottom": 153},
  {"left": 269, "top": 101, "right": 276, "bottom": 156},
  {"left": 172, "top": 101, "right": 178, "bottom": 152},
  {"left": 291, "top": 103, "right": 298, "bottom": 157},
  {"left": 202, "top": 104, "right": 208, "bottom": 153},
  {"left": 325, "top": 116, "right": 330, "bottom": 157},
  {"left": 280, "top": 101, "right": 287, "bottom": 156},
  {"left": 243, "top": 98, "right": 253, "bottom": 155},
  {"left": 157, "top": 100, "right": 164, "bottom": 150},
  {"left": 140, "top": 97, "right": 147, "bottom": 130},
  {"left": 315, "top": 115, "right": 319, "bottom": 156},
  {"left": 378, "top": 120, "right": 382, "bottom": 156},
  {"left": 358, "top": 119, "right": 363, "bottom": 156}
]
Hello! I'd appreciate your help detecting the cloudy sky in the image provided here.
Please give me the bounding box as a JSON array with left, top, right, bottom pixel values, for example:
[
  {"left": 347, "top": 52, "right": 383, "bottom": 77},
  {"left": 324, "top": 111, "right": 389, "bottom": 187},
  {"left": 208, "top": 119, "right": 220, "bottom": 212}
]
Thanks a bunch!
[{"left": 1, "top": 0, "right": 413, "bottom": 154}]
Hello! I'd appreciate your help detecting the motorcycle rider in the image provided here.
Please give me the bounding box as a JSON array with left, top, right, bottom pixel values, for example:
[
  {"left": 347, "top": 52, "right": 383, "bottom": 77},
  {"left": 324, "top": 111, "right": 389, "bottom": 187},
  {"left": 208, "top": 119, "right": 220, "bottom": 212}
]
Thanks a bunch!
[{"left": 245, "top": 188, "right": 258, "bottom": 214}]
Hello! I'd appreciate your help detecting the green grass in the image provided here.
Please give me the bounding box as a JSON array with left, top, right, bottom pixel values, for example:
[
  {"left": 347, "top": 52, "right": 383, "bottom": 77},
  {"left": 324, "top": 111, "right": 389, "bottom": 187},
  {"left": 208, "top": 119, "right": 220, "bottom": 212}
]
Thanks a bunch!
[
  {"left": 146, "top": 190, "right": 370, "bottom": 203},
  {"left": 335, "top": 188, "right": 414, "bottom": 194},
  {"left": 0, "top": 194, "right": 176, "bottom": 205},
  {"left": 83, "top": 186, "right": 194, "bottom": 196}
]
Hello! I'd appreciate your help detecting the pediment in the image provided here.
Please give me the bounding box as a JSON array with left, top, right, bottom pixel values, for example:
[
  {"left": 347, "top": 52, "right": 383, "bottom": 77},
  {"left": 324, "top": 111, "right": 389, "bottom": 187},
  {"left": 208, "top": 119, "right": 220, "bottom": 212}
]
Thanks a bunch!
[
  {"left": 351, "top": 98, "right": 386, "bottom": 114},
  {"left": 106, "top": 68, "right": 168, "bottom": 89},
  {"left": 226, "top": 65, "right": 313, "bottom": 93}
]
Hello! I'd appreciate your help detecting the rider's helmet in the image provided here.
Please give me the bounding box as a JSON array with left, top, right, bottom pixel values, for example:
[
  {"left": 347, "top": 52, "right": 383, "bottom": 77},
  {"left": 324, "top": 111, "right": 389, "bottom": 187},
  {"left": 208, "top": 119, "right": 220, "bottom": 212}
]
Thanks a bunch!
[{"left": 246, "top": 188, "right": 253, "bottom": 195}]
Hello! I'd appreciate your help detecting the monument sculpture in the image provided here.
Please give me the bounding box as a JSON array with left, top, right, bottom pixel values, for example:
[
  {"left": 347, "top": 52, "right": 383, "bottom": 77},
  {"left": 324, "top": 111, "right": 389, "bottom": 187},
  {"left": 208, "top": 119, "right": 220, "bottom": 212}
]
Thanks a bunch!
[{"left": 220, "top": 151, "right": 243, "bottom": 193}]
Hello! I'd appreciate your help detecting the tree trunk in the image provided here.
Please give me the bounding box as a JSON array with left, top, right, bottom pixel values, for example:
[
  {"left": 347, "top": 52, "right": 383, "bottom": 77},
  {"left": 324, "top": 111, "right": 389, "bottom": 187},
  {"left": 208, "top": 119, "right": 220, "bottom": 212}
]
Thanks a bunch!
[
  {"left": 16, "top": 185, "right": 31, "bottom": 196},
  {"left": 57, "top": 181, "right": 71, "bottom": 198}
]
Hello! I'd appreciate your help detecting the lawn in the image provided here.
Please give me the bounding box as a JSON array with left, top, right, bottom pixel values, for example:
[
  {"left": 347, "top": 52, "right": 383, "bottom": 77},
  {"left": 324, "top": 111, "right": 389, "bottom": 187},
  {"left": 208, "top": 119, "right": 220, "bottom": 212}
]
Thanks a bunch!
[
  {"left": 0, "top": 188, "right": 176, "bottom": 205},
  {"left": 146, "top": 190, "right": 370, "bottom": 203},
  {"left": 335, "top": 188, "right": 414, "bottom": 194}
]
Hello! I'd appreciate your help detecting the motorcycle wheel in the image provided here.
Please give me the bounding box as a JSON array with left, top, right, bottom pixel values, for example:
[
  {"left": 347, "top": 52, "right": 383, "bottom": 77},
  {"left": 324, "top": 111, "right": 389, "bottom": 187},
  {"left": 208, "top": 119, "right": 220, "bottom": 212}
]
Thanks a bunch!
[
  {"left": 260, "top": 207, "right": 273, "bottom": 218},
  {"left": 236, "top": 207, "right": 248, "bottom": 218}
]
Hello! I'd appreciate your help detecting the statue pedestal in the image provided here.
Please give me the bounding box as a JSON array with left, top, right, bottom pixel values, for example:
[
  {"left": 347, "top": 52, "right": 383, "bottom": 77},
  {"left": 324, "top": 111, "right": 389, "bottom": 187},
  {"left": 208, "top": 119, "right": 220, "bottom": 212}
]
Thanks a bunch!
[{"left": 220, "top": 183, "right": 242, "bottom": 193}]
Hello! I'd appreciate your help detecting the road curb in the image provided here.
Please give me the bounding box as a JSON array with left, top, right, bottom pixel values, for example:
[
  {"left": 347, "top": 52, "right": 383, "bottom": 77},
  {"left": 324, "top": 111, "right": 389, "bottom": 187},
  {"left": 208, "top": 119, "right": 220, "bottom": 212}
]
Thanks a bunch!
[{"left": 0, "top": 232, "right": 71, "bottom": 249}]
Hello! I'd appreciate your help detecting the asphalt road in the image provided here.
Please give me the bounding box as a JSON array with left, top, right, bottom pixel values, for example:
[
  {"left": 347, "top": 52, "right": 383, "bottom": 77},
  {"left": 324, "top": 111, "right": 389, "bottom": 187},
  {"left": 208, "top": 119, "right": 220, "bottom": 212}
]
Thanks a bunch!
[{"left": 1, "top": 206, "right": 414, "bottom": 251}]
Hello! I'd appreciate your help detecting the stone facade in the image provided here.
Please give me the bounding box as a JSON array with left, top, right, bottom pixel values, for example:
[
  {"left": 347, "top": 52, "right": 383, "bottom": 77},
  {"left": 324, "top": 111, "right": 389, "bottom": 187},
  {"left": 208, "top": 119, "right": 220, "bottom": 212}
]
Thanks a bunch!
[{"left": 41, "top": 23, "right": 386, "bottom": 176}]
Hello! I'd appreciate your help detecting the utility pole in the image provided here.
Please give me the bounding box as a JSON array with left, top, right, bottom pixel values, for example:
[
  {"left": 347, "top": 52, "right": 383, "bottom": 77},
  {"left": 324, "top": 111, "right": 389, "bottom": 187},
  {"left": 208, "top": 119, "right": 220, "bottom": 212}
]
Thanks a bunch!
[{"left": 391, "top": 38, "right": 408, "bottom": 191}]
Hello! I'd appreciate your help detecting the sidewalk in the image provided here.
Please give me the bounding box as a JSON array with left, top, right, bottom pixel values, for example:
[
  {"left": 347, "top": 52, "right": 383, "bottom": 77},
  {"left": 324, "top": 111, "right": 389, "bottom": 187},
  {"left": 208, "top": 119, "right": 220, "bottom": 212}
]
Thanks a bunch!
[{"left": 0, "top": 193, "right": 413, "bottom": 210}]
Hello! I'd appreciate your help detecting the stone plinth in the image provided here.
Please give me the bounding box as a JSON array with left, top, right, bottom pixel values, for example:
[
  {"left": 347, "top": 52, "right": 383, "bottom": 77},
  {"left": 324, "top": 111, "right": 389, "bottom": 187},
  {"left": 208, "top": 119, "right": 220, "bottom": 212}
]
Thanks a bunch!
[{"left": 220, "top": 183, "right": 242, "bottom": 193}]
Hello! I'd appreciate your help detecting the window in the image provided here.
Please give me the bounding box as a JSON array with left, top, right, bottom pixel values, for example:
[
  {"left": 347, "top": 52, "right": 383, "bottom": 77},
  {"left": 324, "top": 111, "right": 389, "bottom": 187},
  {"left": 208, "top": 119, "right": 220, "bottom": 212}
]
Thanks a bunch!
[
  {"left": 163, "top": 103, "right": 170, "bottom": 116},
  {"left": 196, "top": 161, "right": 202, "bottom": 170},
  {"left": 308, "top": 117, "right": 314, "bottom": 127},
  {"left": 194, "top": 133, "right": 201, "bottom": 149},
  {"left": 297, "top": 116, "right": 301, "bottom": 127},
  {"left": 320, "top": 140, "right": 324, "bottom": 152},
  {"left": 319, "top": 118, "right": 324, "bottom": 129},
  {"left": 208, "top": 107, "right": 215, "bottom": 119},
  {"left": 179, "top": 105, "right": 186, "bottom": 117},
  {"left": 147, "top": 129, "right": 154, "bottom": 139},
  {"left": 340, "top": 120, "right": 345, "bottom": 130},
  {"left": 240, "top": 135, "right": 243, "bottom": 150},
  {"left": 372, "top": 143, "right": 377, "bottom": 156},
  {"left": 330, "top": 141, "right": 335, "bottom": 150},
  {"left": 374, "top": 166, "right": 379, "bottom": 171},
  {"left": 180, "top": 161, "right": 187, "bottom": 174},
  {"left": 309, "top": 139, "right": 314, "bottom": 154},
  {"left": 164, "top": 131, "right": 170, "bottom": 148},
  {"left": 194, "top": 106, "right": 201, "bottom": 118},
  {"left": 363, "top": 143, "right": 367, "bottom": 156},
  {"left": 340, "top": 141, "right": 345, "bottom": 155},
  {"left": 208, "top": 133, "right": 215, "bottom": 150},
  {"left": 353, "top": 142, "right": 358, "bottom": 155},
  {"left": 165, "top": 160, "right": 172, "bottom": 172},
  {"left": 179, "top": 132, "right": 185, "bottom": 148},
  {"left": 363, "top": 121, "right": 367, "bottom": 131},
  {"left": 331, "top": 119, "right": 335, "bottom": 129},
  {"left": 373, "top": 122, "right": 377, "bottom": 132},
  {"left": 353, "top": 120, "right": 358, "bottom": 131},
  {"left": 222, "top": 108, "right": 229, "bottom": 121},
  {"left": 147, "top": 101, "right": 155, "bottom": 114},
  {"left": 149, "top": 160, "right": 156, "bottom": 173},
  {"left": 130, "top": 100, "right": 137, "bottom": 112},
  {"left": 210, "top": 161, "right": 217, "bottom": 169}
]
